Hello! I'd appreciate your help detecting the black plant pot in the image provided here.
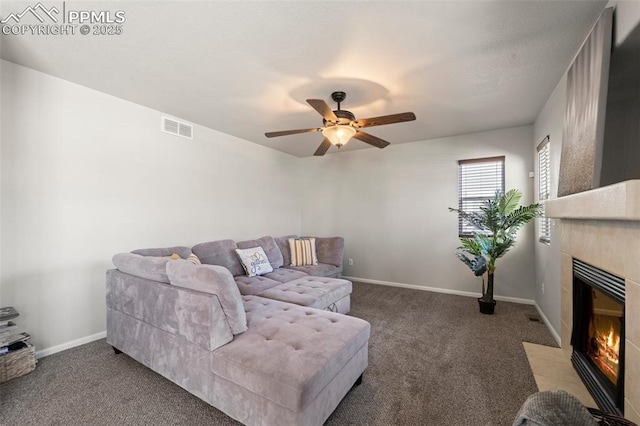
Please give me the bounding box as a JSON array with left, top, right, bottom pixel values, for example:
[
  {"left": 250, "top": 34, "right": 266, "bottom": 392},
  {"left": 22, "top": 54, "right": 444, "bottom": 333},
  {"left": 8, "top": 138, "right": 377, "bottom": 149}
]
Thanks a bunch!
[{"left": 478, "top": 298, "right": 497, "bottom": 315}]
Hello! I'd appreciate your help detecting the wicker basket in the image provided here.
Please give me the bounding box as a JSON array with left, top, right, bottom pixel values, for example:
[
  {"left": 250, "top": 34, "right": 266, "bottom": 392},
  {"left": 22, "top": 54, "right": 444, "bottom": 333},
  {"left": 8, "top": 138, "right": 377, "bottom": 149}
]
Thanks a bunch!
[{"left": 0, "top": 341, "right": 36, "bottom": 383}]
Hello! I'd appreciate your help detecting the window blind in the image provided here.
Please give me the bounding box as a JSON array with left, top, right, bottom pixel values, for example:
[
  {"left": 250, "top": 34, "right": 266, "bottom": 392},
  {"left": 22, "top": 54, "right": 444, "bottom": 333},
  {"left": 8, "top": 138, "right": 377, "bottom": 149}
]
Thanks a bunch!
[
  {"left": 457, "top": 156, "right": 505, "bottom": 237},
  {"left": 538, "top": 136, "right": 551, "bottom": 243}
]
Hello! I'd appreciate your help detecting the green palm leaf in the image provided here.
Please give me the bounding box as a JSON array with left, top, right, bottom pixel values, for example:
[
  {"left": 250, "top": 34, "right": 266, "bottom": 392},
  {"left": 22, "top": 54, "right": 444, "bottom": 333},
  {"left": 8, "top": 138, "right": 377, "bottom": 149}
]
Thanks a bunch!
[
  {"left": 503, "top": 204, "right": 543, "bottom": 232},
  {"left": 498, "top": 189, "right": 522, "bottom": 216},
  {"left": 448, "top": 208, "right": 487, "bottom": 232},
  {"left": 458, "top": 237, "right": 483, "bottom": 256}
]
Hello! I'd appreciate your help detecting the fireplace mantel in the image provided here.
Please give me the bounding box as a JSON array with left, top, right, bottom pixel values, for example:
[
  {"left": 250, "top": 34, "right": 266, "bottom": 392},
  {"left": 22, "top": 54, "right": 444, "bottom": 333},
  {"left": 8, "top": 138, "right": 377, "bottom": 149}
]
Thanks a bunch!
[
  {"left": 542, "top": 179, "right": 640, "bottom": 422},
  {"left": 546, "top": 180, "right": 640, "bottom": 221}
]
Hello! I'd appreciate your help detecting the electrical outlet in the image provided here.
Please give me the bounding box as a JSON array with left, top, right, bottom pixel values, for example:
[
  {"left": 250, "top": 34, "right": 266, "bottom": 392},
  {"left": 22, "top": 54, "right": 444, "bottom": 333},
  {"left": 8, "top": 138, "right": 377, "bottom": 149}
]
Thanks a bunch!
[
  {"left": 348, "top": 258, "right": 354, "bottom": 266},
  {"left": 542, "top": 282, "right": 545, "bottom": 294}
]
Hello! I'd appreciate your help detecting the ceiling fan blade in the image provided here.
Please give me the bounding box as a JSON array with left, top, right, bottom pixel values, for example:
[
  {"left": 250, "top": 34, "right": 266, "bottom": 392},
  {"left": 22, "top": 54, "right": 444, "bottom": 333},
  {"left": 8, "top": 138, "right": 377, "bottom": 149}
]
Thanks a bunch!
[
  {"left": 313, "top": 138, "right": 332, "bottom": 156},
  {"left": 356, "top": 112, "right": 416, "bottom": 128},
  {"left": 265, "top": 128, "right": 321, "bottom": 138},
  {"left": 353, "top": 131, "right": 391, "bottom": 149},
  {"left": 306, "top": 99, "right": 338, "bottom": 122}
]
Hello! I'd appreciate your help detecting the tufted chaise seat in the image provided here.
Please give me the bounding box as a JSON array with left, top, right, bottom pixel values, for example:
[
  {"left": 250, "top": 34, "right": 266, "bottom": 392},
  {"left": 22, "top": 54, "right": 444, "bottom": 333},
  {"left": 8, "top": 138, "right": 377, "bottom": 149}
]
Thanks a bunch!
[
  {"left": 254, "top": 277, "right": 352, "bottom": 314},
  {"left": 263, "top": 268, "right": 309, "bottom": 283},
  {"left": 233, "top": 275, "right": 281, "bottom": 295},
  {"left": 210, "top": 296, "right": 369, "bottom": 414}
]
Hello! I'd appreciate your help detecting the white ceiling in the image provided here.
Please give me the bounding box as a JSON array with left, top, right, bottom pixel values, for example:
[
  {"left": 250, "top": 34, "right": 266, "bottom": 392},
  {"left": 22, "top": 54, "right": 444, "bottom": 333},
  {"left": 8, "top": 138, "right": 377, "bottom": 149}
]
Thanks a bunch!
[{"left": 0, "top": 1, "right": 607, "bottom": 157}]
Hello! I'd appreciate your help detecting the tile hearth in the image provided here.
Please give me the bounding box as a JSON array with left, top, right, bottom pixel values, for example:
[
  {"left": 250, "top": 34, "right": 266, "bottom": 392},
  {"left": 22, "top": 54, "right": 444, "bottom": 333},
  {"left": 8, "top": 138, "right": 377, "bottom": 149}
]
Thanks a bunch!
[{"left": 523, "top": 342, "right": 596, "bottom": 407}]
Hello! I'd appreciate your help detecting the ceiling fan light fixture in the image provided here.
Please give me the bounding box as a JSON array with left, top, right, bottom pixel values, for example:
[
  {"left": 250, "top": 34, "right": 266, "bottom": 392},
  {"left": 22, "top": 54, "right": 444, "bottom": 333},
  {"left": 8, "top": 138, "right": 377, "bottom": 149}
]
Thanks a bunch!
[
  {"left": 265, "top": 92, "right": 416, "bottom": 156},
  {"left": 322, "top": 125, "right": 356, "bottom": 148}
]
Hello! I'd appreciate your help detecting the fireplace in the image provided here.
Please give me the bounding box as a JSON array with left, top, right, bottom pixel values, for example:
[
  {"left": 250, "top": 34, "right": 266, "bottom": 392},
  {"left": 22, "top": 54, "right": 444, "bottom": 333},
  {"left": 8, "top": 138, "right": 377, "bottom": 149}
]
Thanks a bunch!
[
  {"left": 572, "top": 259, "right": 625, "bottom": 415},
  {"left": 546, "top": 181, "right": 640, "bottom": 421}
]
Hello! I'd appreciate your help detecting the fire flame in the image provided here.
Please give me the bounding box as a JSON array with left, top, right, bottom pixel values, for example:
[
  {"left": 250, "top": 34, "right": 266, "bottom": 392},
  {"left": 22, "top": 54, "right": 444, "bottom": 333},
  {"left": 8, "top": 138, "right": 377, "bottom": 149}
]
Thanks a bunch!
[
  {"left": 589, "top": 316, "right": 621, "bottom": 385},
  {"left": 604, "top": 325, "right": 620, "bottom": 364}
]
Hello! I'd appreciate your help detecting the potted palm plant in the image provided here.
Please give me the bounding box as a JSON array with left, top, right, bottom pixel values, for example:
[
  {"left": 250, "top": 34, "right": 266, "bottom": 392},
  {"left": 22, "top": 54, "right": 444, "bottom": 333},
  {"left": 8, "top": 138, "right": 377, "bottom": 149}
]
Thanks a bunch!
[{"left": 449, "top": 189, "right": 542, "bottom": 314}]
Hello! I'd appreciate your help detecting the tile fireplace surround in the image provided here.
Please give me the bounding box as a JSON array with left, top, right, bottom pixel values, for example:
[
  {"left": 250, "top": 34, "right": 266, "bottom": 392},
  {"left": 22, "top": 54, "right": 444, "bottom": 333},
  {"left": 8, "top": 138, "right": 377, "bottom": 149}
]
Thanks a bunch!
[{"left": 546, "top": 179, "right": 640, "bottom": 422}]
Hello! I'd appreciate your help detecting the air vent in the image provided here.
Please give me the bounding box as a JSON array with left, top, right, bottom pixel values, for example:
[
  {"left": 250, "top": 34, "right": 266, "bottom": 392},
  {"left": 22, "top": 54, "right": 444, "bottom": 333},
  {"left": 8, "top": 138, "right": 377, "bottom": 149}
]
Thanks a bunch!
[
  {"left": 525, "top": 313, "right": 542, "bottom": 323},
  {"left": 161, "top": 117, "right": 193, "bottom": 139}
]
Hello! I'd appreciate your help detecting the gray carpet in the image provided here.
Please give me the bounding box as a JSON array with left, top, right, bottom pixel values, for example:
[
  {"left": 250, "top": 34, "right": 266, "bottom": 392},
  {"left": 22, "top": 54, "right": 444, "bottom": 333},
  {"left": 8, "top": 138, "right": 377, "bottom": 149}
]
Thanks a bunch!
[{"left": 0, "top": 282, "right": 557, "bottom": 425}]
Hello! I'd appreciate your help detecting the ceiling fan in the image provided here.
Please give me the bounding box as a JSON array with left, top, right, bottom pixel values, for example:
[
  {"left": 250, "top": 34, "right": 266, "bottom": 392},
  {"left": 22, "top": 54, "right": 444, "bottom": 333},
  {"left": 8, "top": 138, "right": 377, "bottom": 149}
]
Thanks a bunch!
[{"left": 265, "top": 91, "right": 416, "bottom": 156}]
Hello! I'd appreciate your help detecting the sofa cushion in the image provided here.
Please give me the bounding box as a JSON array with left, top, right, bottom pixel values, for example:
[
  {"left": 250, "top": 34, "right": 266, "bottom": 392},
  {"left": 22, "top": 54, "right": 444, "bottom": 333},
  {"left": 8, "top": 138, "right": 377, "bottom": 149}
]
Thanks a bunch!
[
  {"left": 166, "top": 260, "right": 247, "bottom": 335},
  {"left": 234, "top": 275, "right": 281, "bottom": 296},
  {"left": 255, "top": 277, "right": 352, "bottom": 310},
  {"left": 237, "top": 236, "right": 284, "bottom": 269},
  {"left": 263, "top": 268, "right": 308, "bottom": 283},
  {"left": 235, "top": 246, "right": 274, "bottom": 277},
  {"left": 112, "top": 253, "right": 171, "bottom": 283},
  {"left": 131, "top": 246, "right": 193, "bottom": 259},
  {"left": 192, "top": 239, "right": 245, "bottom": 277},
  {"left": 210, "top": 296, "right": 370, "bottom": 412},
  {"left": 275, "top": 235, "right": 298, "bottom": 267},
  {"left": 286, "top": 263, "right": 343, "bottom": 278},
  {"left": 314, "top": 237, "right": 344, "bottom": 267}
]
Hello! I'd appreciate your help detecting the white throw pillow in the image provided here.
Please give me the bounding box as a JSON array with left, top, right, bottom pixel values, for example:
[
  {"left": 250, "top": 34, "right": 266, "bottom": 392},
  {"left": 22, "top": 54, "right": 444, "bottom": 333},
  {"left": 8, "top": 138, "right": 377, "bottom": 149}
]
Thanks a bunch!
[
  {"left": 235, "top": 246, "right": 274, "bottom": 277},
  {"left": 289, "top": 238, "right": 318, "bottom": 266}
]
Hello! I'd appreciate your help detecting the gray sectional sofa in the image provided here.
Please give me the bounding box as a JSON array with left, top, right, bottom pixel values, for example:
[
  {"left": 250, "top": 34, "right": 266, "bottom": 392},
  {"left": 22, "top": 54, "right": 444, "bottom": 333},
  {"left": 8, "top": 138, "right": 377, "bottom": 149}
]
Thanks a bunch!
[{"left": 106, "top": 235, "right": 370, "bottom": 426}]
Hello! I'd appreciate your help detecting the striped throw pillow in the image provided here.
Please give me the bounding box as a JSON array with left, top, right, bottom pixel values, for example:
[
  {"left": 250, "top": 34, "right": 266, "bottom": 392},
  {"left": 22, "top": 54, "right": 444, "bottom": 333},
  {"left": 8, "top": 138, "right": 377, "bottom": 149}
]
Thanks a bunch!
[{"left": 289, "top": 238, "right": 318, "bottom": 267}]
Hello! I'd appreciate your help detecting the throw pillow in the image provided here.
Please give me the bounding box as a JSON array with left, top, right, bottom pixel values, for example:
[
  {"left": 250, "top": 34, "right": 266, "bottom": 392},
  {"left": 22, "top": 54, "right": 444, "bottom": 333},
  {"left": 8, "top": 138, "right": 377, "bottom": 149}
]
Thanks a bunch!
[
  {"left": 234, "top": 246, "right": 274, "bottom": 277},
  {"left": 289, "top": 238, "right": 318, "bottom": 266},
  {"left": 166, "top": 252, "right": 201, "bottom": 265}
]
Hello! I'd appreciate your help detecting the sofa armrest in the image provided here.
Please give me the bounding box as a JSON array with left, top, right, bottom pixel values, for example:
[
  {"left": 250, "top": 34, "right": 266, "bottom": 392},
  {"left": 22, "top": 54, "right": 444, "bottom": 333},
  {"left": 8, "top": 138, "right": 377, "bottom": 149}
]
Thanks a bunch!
[
  {"left": 106, "top": 269, "right": 233, "bottom": 352},
  {"left": 166, "top": 261, "right": 247, "bottom": 335},
  {"left": 314, "top": 237, "right": 345, "bottom": 267}
]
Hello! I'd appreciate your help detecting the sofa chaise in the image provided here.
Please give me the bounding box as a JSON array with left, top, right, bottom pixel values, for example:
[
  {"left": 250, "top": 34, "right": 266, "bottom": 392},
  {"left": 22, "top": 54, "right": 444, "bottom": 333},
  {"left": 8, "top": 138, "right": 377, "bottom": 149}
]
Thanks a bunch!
[{"left": 106, "top": 235, "right": 370, "bottom": 426}]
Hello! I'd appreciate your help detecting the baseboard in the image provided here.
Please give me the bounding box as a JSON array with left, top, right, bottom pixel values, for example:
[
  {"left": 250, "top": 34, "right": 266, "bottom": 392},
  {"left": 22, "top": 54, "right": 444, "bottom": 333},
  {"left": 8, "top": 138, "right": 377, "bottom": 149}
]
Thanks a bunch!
[
  {"left": 32, "top": 281, "right": 543, "bottom": 359},
  {"left": 533, "top": 302, "right": 562, "bottom": 346},
  {"left": 35, "top": 331, "right": 106, "bottom": 359},
  {"left": 343, "top": 276, "right": 534, "bottom": 305}
]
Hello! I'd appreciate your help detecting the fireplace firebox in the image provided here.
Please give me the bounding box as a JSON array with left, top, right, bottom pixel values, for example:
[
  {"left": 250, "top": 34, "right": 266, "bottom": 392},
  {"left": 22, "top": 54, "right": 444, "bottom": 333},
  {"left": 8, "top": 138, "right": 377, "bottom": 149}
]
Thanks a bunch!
[{"left": 572, "top": 259, "right": 625, "bottom": 415}]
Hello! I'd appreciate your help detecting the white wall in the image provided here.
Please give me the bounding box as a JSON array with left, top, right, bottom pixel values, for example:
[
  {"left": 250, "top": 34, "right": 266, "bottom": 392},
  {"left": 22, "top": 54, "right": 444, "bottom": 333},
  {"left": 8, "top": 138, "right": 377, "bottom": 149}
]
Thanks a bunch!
[
  {"left": 299, "top": 126, "right": 536, "bottom": 301},
  {"left": 533, "top": 1, "right": 640, "bottom": 338},
  {"left": 609, "top": 1, "right": 640, "bottom": 44},
  {"left": 0, "top": 60, "right": 301, "bottom": 355}
]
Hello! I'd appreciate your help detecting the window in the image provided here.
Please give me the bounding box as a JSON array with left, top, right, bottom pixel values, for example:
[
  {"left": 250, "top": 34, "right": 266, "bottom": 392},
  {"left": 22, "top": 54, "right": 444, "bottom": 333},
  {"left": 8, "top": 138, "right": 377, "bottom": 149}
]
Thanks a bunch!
[
  {"left": 457, "top": 156, "right": 505, "bottom": 237},
  {"left": 538, "top": 136, "right": 551, "bottom": 244}
]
